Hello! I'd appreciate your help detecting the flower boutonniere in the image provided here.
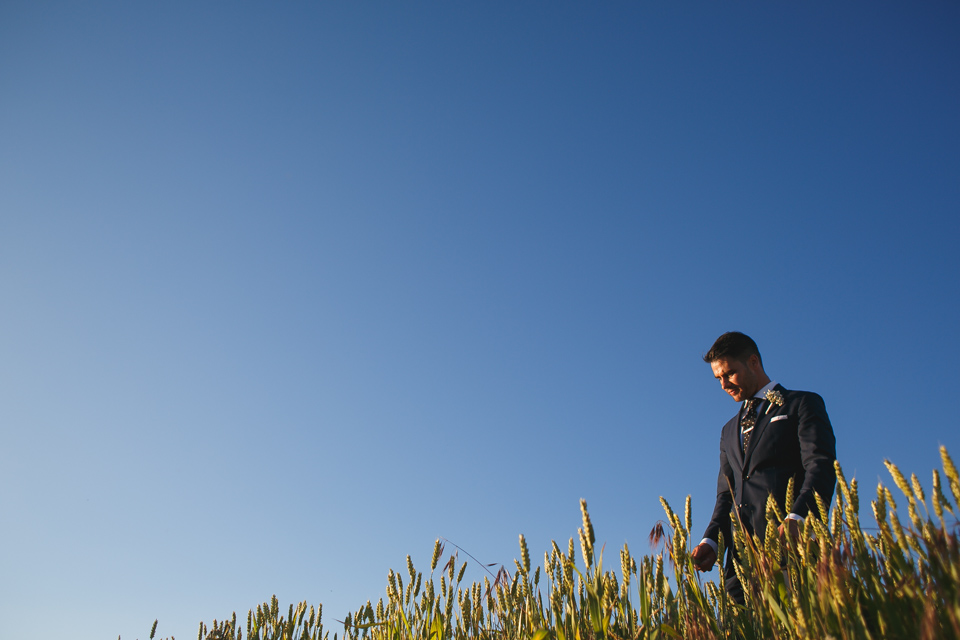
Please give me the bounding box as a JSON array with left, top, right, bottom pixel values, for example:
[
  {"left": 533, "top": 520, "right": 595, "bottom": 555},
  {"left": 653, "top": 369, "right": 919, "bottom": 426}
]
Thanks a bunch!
[{"left": 764, "top": 389, "right": 784, "bottom": 414}]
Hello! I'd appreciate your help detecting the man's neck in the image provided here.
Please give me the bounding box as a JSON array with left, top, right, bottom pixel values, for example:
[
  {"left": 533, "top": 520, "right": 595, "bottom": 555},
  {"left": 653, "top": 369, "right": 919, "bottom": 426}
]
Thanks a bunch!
[{"left": 749, "top": 380, "right": 777, "bottom": 400}]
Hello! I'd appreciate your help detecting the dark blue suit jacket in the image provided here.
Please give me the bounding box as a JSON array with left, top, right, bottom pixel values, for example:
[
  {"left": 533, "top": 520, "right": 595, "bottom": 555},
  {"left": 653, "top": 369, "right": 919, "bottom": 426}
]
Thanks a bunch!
[{"left": 703, "top": 385, "right": 837, "bottom": 553}]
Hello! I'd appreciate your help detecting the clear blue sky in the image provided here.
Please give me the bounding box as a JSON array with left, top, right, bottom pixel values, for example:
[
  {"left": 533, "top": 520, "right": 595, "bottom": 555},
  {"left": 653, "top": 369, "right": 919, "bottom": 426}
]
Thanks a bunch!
[{"left": 2, "top": 2, "right": 958, "bottom": 639}]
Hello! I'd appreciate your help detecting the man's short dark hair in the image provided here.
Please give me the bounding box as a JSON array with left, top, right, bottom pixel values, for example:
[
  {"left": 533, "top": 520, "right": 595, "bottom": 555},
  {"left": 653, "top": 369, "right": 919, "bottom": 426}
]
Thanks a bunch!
[{"left": 703, "top": 332, "right": 763, "bottom": 367}]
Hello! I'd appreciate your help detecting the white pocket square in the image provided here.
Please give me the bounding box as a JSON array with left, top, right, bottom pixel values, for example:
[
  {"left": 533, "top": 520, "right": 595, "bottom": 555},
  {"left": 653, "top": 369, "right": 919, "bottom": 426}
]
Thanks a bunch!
[{"left": 770, "top": 415, "right": 788, "bottom": 422}]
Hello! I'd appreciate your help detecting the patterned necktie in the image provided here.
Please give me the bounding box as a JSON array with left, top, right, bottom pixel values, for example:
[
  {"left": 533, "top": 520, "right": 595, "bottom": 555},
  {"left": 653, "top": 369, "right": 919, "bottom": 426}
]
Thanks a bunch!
[{"left": 740, "top": 397, "right": 762, "bottom": 454}]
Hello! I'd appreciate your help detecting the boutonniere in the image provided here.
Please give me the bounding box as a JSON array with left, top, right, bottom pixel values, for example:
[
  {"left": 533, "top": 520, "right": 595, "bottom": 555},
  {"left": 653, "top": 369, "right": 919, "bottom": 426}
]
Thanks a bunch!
[{"left": 764, "top": 389, "right": 784, "bottom": 414}]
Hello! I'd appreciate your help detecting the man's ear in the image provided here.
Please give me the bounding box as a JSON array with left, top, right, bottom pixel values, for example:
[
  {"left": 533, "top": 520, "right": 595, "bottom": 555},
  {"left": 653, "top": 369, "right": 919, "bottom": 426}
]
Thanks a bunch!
[{"left": 747, "top": 353, "right": 762, "bottom": 373}]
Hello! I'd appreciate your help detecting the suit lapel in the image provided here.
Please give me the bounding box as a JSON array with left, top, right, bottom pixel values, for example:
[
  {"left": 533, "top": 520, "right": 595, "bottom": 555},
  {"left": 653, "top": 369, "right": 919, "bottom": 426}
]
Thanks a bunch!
[
  {"left": 726, "top": 414, "right": 745, "bottom": 471},
  {"left": 743, "top": 384, "right": 786, "bottom": 468},
  {"left": 743, "top": 407, "right": 769, "bottom": 468}
]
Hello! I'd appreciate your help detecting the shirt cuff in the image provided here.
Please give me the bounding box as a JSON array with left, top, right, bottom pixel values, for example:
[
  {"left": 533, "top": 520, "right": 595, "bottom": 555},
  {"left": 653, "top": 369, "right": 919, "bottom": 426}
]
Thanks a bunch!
[
  {"left": 699, "top": 538, "right": 718, "bottom": 553},
  {"left": 786, "top": 513, "right": 805, "bottom": 522}
]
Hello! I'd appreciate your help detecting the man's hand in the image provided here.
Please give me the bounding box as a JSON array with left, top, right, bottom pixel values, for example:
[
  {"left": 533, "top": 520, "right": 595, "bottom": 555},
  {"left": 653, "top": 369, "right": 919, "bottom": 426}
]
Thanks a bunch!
[
  {"left": 778, "top": 517, "right": 801, "bottom": 542},
  {"left": 691, "top": 542, "right": 717, "bottom": 572}
]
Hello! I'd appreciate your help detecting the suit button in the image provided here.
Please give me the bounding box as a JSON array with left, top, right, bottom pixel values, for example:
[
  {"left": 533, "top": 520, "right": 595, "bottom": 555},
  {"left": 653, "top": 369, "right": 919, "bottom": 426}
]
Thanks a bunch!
[{"left": 745, "top": 475, "right": 750, "bottom": 480}]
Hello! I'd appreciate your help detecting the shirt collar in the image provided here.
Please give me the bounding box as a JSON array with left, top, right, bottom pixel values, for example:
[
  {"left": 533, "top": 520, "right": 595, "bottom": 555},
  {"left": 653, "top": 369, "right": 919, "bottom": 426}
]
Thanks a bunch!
[{"left": 746, "top": 381, "right": 778, "bottom": 406}]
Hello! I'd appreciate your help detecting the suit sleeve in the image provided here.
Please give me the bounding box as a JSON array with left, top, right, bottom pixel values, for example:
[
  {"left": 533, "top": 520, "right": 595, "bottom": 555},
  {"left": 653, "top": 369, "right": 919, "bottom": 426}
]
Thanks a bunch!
[
  {"left": 790, "top": 392, "right": 837, "bottom": 519},
  {"left": 703, "top": 429, "right": 735, "bottom": 545}
]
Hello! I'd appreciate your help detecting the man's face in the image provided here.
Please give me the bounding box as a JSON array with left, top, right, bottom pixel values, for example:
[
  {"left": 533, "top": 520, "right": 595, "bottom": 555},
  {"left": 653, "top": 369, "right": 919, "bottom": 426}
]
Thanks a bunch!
[{"left": 710, "top": 356, "right": 762, "bottom": 402}]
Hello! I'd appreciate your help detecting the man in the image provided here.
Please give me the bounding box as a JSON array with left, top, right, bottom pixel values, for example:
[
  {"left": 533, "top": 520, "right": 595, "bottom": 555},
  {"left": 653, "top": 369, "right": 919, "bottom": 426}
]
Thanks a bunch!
[{"left": 690, "top": 332, "right": 837, "bottom": 603}]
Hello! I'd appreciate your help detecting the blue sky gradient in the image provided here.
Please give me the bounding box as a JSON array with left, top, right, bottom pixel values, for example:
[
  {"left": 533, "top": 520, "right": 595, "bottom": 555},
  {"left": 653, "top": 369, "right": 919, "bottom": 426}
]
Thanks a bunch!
[{"left": 2, "top": 3, "right": 958, "bottom": 639}]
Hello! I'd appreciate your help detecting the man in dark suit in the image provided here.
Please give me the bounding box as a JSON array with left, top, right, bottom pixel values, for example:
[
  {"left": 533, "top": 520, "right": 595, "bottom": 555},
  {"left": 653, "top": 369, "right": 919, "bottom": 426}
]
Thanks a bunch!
[{"left": 690, "top": 332, "right": 837, "bottom": 603}]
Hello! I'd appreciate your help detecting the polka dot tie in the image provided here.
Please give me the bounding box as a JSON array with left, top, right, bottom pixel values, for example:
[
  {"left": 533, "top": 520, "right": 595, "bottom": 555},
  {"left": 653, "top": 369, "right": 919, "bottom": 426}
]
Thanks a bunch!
[{"left": 740, "top": 397, "right": 762, "bottom": 455}]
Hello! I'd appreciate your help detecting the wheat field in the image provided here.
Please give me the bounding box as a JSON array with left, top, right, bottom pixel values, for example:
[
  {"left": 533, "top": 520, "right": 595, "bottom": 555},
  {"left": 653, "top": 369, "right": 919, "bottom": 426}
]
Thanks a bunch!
[{"left": 144, "top": 447, "right": 960, "bottom": 640}]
